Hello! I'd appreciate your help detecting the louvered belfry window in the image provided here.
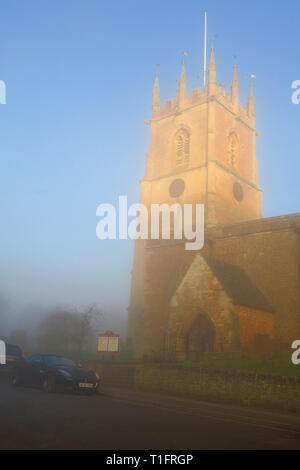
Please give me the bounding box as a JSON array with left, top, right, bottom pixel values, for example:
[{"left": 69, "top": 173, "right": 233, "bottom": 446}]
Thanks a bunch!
[
  {"left": 176, "top": 130, "right": 190, "bottom": 166},
  {"left": 228, "top": 133, "right": 238, "bottom": 167}
]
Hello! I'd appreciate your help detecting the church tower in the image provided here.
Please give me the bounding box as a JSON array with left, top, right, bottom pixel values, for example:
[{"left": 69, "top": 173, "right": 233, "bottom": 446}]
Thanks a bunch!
[{"left": 128, "top": 49, "right": 262, "bottom": 358}]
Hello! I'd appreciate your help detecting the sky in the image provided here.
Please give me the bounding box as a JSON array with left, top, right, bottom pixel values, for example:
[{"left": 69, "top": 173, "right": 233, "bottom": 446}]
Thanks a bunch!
[{"left": 0, "top": 0, "right": 299, "bottom": 329}]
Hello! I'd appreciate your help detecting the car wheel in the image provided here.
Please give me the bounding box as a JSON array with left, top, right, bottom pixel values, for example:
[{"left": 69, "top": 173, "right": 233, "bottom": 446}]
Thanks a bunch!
[
  {"left": 10, "top": 372, "right": 22, "bottom": 387},
  {"left": 43, "top": 375, "right": 56, "bottom": 393}
]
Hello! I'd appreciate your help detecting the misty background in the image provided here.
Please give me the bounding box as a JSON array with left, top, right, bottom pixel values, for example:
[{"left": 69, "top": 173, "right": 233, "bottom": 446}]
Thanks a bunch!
[{"left": 0, "top": 0, "right": 300, "bottom": 351}]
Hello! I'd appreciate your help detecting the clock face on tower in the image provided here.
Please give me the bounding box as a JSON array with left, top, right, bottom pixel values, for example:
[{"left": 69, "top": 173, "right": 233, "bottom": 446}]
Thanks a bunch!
[
  {"left": 169, "top": 179, "right": 185, "bottom": 198},
  {"left": 233, "top": 182, "right": 244, "bottom": 202}
]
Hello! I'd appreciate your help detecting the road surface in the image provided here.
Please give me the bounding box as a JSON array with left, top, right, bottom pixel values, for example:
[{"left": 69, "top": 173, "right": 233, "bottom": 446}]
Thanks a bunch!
[{"left": 1, "top": 372, "right": 300, "bottom": 450}]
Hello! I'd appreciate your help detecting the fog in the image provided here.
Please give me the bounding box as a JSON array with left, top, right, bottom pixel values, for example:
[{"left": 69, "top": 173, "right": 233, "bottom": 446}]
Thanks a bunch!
[
  {"left": 0, "top": 291, "right": 128, "bottom": 354},
  {"left": 0, "top": 236, "right": 133, "bottom": 352}
]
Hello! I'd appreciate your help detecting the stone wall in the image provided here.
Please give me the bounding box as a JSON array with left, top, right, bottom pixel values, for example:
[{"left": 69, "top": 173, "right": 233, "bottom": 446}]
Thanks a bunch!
[
  {"left": 135, "top": 365, "right": 300, "bottom": 413},
  {"left": 84, "top": 361, "right": 300, "bottom": 414},
  {"left": 235, "top": 305, "right": 274, "bottom": 353}
]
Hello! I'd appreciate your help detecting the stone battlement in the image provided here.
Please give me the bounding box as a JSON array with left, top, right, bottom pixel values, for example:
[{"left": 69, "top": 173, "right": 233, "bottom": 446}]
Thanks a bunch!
[{"left": 152, "top": 82, "right": 255, "bottom": 130}]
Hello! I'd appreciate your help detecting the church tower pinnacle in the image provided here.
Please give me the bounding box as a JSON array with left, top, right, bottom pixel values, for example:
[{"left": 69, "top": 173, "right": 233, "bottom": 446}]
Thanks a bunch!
[
  {"left": 152, "top": 71, "right": 160, "bottom": 116},
  {"left": 177, "top": 58, "right": 187, "bottom": 108},
  {"left": 247, "top": 83, "right": 255, "bottom": 124},
  {"left": 231, "top": 64, "right": 239, "bottom": 112},
  {"left": 208, "top": 47, "right": 216, "bottom": 94}
]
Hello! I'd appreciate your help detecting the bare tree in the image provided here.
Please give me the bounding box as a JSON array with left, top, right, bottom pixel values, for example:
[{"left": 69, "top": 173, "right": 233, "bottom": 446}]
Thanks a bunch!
[
  {"left": 77, "top": 304, "right": 103, "bottom": 352},
  {"left": 37, "top": 305, "right": 103, "bottom": 354}
]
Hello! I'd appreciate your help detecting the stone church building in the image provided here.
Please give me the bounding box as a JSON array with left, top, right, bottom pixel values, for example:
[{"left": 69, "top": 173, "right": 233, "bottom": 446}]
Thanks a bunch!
[{"left": 128, "top": 48, "right": 300, "bottom": 361}]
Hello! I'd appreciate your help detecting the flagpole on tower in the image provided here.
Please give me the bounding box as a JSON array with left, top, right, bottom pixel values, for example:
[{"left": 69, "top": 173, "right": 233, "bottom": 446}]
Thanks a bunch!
[{"left": 203, "top": 11, "right": 207, "bottom": 89}]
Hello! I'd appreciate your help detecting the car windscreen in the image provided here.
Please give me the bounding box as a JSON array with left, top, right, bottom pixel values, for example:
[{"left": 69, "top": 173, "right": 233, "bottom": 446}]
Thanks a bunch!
[
  {"left": 6, "top": 345, "right": 22, "bottom": 357},
  {"left": 43, "top": 356, "right": 76, "bottom": 367}
]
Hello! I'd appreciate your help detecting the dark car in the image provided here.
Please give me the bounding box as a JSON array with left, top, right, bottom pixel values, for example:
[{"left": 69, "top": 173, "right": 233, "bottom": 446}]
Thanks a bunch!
[{"left": 10, "top": 354, "right": 100, "bottom": 394}]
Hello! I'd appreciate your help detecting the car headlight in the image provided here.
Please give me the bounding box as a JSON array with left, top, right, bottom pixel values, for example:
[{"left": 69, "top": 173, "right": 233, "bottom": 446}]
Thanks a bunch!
[
  {"left": 95, "top": 372, "right": 100, "bottom": 380},
  {"left": 58, "top": 369, "right": 73, "bottom": 379}
]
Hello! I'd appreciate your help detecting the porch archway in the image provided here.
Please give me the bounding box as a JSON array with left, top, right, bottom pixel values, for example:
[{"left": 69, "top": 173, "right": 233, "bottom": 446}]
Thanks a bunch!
[{"left": 186, "top": 314, "right": 216, "bottom": 360}]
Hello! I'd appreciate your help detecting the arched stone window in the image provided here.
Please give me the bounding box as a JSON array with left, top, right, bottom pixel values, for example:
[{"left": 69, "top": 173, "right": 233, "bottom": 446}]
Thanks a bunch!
[
  {"left": 228, "top": 132, "right": 239, "bottom": 167},
  {"left": 175, "top": 129, "right": 190, "bottom": 166}
]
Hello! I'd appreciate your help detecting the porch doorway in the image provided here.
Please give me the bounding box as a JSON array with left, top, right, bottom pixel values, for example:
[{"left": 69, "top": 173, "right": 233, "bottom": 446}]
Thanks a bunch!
[{"left": 186, "top": 314, "right": 215, "bottom": 361}]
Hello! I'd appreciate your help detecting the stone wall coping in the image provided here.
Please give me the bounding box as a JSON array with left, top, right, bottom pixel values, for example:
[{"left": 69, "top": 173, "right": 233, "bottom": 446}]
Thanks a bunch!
[{"left": 83, "top": 360, "right": 300, "bottom": 385}]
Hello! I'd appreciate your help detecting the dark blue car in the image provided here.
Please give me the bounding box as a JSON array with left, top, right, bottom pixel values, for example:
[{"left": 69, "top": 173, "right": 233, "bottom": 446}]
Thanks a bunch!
[{"left": 10, "top": 354, "right": 100, "bottom": 394}]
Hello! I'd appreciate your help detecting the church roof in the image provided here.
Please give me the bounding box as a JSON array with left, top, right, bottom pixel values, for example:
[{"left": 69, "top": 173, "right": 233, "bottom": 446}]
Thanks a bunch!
[{"left": 204, "top": 256, "right": 275, "bottom": 313}]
